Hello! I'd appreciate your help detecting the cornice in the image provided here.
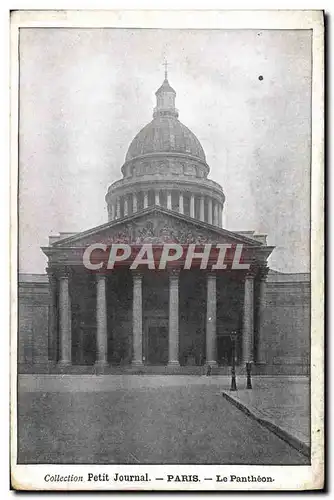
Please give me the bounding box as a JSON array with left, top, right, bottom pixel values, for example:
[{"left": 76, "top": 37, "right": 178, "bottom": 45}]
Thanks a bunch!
[
  {"left": 105, "top": 177, "right": 225, "bottom": 203},
  {"left": 121, "top": 151, "right": 210, "bottom": 174}
]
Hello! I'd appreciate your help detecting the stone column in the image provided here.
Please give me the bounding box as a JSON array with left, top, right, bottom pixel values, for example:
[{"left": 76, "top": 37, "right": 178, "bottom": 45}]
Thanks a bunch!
[
  {"left": 143, "top": 191, "right": 149, "bottom": 209},
  {"left": 190, "top": 194, "right": 195, "bottom": 218},
  {"left": 58, "top": 268, "right": 71, "bottom": 365},
  {"left": 257, "top": 266, "right": 269, "bottom": 364},
  {"left": 155, "top": 190, "right": 160, "bottom": 206},
  {"left": 124, "top": 196, "right": 129, "bottom": 217},
  {"left": 218, "top": 204, "right": 222, "bottom": 227},
  {"left": 133, "top": 193, "right": 138, "bottom": 213},
  {"left": 95, "top": 274, "right": 108, "bottom": 366},
  {"left": 242, "top": 271, "right": 255, "bottom": 364},
  {"left": 179, "top": 192, "right": 184, "bottom": 214},
  {"left": 116, "top": 197, "right": 121, "bottom": 219},
  {"left": 213, "top": 202, "right": 219, "bottom": 226},
  {"left": 167, "top": 190, "right": 172, "bottom": 210},
  {"left": 208, "top": 198, "right": 213, "bottom": 225},
  {"left": 168, "top": 270, "right": 180, "bottom": 366},
  {"left": 111, "top": 203, "right": 115, "bottom": 221},
  {"left": 47, "top": 269, "right": 58, "bottom": 362},
  {"left": 200, "top": 196, "right": 205, "bottom": 222},
  {"left": 206, "top": 272, "right": 217, "bottom": 365},
  {"left": 132, "top": 272, "right": 143, "bottom": 365}
]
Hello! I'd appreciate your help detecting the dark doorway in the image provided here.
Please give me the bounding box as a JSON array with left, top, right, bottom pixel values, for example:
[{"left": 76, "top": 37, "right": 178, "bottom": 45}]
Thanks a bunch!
[
  {"left": 147, "top": 326, "right": 168, "bottom": 365},
  {"left": 217, "top": 336, "right": 233, "bottom": 365},
  {"left": 217, "top": 335, "right": 242, "bottom": 366}
]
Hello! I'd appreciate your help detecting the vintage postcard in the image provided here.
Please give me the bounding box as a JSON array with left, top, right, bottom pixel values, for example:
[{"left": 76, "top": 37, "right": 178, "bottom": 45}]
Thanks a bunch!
[{"left": 10, "top": 9, "right": 324, "bottom": 491}]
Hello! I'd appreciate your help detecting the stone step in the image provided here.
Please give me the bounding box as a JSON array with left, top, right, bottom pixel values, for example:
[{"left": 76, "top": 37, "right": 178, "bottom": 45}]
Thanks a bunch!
[{"left": 18, "top": 362, "right": 309, "bottom": 376}]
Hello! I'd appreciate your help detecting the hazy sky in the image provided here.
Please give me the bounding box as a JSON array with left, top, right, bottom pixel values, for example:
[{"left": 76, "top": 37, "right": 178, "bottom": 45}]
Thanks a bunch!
[{"left": 18, "top": 28, "right": 311, "bottom": 274}]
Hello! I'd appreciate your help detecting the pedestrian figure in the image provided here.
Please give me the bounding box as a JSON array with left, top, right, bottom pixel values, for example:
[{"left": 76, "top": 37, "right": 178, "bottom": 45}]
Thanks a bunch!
[{"left": 206, "top": 363, "right": 212, "bottom": 376}]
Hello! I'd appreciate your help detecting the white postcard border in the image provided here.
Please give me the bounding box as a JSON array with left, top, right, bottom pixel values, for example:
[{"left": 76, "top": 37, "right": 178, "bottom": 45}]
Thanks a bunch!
[{"left": 10, "top": 8, "right": 324, "bottom": 491}]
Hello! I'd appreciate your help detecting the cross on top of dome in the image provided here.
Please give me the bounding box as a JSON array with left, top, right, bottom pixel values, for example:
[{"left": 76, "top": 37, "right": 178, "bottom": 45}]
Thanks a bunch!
[{"left": 163, "top": 59, "right": 169, "bottom": 80}]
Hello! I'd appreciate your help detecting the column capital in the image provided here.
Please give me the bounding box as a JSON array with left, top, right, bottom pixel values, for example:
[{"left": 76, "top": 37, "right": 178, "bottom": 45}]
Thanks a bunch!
[
  {"left": 245, "top": 267, "right": 257, "bottom": 280},
  {"left": 258, "top": 265, "right": 270, "bottom": 281},
  {"left": 169, "top": 268, "right": 180, "bottom": 279},
  {"left": 46, "top": 266, "right": 54, "bottom": 275},
  {"left": 46, "top": 267, "right": 57, "bottom": 282},
  {"left": 56, "top": 266, "right": 71, "bottom": 280},
  {"left": 95, "top": 272, "right": 106, "bottom": 282},
  {"left": 131, "top": 270, "right": 143, "bottom": 280},
  {"left": 206, "top": 270, "right": 216, "bottom": 279}
]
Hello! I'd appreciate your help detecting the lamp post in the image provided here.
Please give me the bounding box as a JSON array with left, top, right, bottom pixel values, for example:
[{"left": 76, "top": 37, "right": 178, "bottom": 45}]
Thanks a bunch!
[
  {"left": 246, "top": 361, "right": 252, "bottom": 389},
  {"left": 230, "top": 331, "right": 237, "bottom": 391}
]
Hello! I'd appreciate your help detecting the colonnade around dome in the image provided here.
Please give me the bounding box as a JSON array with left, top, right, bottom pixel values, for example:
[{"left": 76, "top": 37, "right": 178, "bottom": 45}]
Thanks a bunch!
[{"left": 107, "top": 189, "right": 223, "bottom": 227}]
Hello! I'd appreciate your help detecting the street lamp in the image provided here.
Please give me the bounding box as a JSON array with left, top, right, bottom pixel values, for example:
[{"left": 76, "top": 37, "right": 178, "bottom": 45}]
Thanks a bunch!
[
  {"left": 246, "top": 362, "right": 252, "bottom": 389},
  {"left": 230, "top": 331, "right": 237, "bottom": 391}
]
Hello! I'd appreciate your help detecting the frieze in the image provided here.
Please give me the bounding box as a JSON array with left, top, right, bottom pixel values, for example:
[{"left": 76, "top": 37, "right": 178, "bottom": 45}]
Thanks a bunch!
[
  {"left": 133, "top": 216, "right": 218, "bottom": 244},
  {"left": 183, "top": 162, "right": 197, "bottom": 176},
  {"left": 134, "top": 159, "right": 184, "bottom": 177},
  {"left": 132, "top": 158, "right": 205, "bottom": 178},
  {"left": 195, "top": 166, "right": 205, "bottom": 178}
]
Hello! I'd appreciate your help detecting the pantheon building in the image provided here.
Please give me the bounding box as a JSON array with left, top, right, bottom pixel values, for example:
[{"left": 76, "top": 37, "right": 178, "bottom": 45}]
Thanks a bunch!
[{"left": 18, "top": 72, "right": 310, "bottom": 375}]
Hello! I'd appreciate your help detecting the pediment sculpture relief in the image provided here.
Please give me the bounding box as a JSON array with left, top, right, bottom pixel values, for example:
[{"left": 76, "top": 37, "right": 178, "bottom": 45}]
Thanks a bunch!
[{"left": 55, "top": 213, "right": 239, "bottom": 247}]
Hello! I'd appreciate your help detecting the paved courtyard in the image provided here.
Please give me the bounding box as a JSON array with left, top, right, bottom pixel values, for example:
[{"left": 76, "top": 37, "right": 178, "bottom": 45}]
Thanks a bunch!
[{"left": 17, "top": 375, "right": 309, "bottom": 465}]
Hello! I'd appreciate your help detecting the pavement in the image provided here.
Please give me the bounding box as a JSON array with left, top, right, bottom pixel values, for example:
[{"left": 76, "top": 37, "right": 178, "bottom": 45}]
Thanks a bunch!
[
  {"left": 16, "top": 374, "right": 310, "bottom": 464},
  {"left": 221, "top": 376, "right": 310, "bottom": 458}
]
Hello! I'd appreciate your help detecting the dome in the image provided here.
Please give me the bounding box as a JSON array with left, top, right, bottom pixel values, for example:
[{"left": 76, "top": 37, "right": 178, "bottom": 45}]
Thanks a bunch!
[
  {"left": 125, "top": 73, "right": 206, "bottom": 163},
  {"left": 125, "top": 115, "right": 206, "bottom": 162}
]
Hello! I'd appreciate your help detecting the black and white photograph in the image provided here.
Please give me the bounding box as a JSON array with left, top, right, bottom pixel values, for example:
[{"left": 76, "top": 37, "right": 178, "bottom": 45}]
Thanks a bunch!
[{"left": 11, "top": 9, "right": 324, "bottom": 491}]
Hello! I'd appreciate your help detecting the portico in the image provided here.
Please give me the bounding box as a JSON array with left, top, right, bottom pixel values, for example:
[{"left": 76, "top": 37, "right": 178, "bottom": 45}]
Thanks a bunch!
[{"left": 43, "top": 208, "right": 272, "bottom": 371}]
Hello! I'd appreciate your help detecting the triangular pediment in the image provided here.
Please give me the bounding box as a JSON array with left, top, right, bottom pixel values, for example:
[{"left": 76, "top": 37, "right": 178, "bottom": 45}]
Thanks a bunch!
[{"left": 49, "top": 206, "right": 264, "bottom": 248}]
